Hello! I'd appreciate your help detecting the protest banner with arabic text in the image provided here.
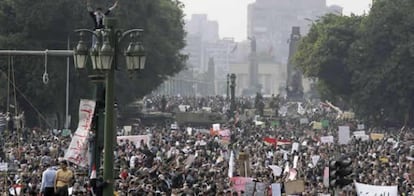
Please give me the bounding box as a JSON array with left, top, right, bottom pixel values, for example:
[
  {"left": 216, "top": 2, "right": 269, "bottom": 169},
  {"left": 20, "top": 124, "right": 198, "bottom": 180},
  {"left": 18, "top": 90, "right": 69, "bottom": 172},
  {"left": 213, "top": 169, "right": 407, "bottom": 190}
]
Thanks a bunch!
[{"left": 64, "top": 99, "right": 96, "bottom": 167}]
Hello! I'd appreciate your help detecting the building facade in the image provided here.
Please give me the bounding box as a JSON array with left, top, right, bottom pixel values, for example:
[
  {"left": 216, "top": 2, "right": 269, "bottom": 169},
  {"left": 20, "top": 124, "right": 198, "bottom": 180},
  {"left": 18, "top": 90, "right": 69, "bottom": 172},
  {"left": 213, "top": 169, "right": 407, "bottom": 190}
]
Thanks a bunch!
[
  {"left": 247, "top": 0, "right": 342, "bottom": 64},
  {"left": 229, "top": 63, "right": 286, "bottom": 96}
]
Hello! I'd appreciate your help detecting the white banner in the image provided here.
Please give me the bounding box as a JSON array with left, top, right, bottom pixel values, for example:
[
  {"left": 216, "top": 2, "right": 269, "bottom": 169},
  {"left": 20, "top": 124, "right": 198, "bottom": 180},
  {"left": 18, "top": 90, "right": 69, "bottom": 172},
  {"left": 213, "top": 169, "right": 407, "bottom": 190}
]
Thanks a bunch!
[
  {"left": 311, "top": 155, "right": 320, "bottom": 167},
  {"left": 357, "top": 124, "right": 365, "bottom": 130},
  {"left": 117, "top": 135, "right": 151, "bottom": 148},
  {"left": 170, "top": 123, "right": 178, "bottom": 130},
  {"left": 299, "top": 118, "right": 309, "bottom": 124},
  {"left": 186, "top": 127, "right": 193, "bottom": 135},
  {"left": 293, "top": 155, "right": 299, "bottom": 169},
  {"left": 291, "top": 142, "right": 300, "bottom": 153},
  {"left": 271, "top": 183, "right": 281, "bottom": 196},
  {"left": 338, "top": 126, "right": 350, "bottom": 144},
  {"left": 354, "top": 131, "right": 369, "bottom": 141},
  {"left": 123, "top": 126, "right": 132, "bottom": 136},
  {"left": 297, "top": 103, "right": 306, "bottom": 115},
  {"left": 178, "top": 104, "right": 190, "bottom": 112},
  {"left": 64, "top": 99, "right": 96, "bottom": 167},
  {"left": 320, "top": 136, "right": 334, "bottom": 144},
  {"left": 212, "top": 123, "right": 220, "bottom": 131},
  {"left": 355, "top": 181, "right": 398, "bottom": 196},
  {"left": 228, "top": 151, "right": 235, "bottom": 178},
  {"left": 353, "top": 131, "right": 366, "bottom": 136},
  {"left": 269, "top": 165, "right": 283, "bottom": 177},
  {"left": 0, "top": 162, "right": 7, "bottom": 171}
]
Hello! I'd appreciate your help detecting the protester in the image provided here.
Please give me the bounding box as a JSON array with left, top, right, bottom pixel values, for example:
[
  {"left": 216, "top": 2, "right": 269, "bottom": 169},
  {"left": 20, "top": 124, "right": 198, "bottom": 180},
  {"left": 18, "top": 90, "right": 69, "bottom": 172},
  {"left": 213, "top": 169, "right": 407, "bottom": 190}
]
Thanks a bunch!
[
  {"left": 55, "top": 161, "right": 73, "bottom": 196},
  {"left": 87, "top": 0, "right": 119, "bottom": 30},
  {"left": 40, "top": 164, "right": 57, "bottom": 196}
]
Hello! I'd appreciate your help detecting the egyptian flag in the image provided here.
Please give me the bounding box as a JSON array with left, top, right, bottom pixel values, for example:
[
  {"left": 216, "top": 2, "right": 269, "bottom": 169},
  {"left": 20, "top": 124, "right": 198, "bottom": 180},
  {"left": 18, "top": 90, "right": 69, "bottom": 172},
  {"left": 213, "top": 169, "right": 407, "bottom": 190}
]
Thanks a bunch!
[
  {"left": 263, "top": 137, "right": 277, "bottom": 145},
  {"left": 90, "top": 164, "right": 97, "bottom": 179}
]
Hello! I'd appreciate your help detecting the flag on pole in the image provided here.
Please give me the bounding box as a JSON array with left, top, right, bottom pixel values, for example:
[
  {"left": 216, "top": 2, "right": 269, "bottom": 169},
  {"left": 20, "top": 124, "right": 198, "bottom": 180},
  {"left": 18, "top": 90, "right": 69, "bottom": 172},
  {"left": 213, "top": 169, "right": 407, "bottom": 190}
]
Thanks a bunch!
[
  {"left": 230, "top": 43, "right": 238, "bottom": 53},
  {"left": 90, "top": 164, "right": 97, "bottom": 179}
]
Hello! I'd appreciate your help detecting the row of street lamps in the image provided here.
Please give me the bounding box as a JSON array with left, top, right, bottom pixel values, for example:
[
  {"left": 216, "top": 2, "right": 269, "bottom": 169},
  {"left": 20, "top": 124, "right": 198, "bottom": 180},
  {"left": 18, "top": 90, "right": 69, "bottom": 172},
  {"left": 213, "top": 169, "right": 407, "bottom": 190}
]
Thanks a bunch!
[{"left": 73, "top": 17, "right": 145, "bottom": 196}]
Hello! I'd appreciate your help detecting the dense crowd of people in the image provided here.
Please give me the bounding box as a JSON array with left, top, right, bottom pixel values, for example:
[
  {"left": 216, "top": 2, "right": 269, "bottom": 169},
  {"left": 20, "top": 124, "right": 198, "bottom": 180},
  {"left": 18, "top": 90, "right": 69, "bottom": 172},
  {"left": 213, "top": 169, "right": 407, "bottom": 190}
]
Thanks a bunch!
[{"left": 0, "top": 95, "right": 413, "bottom": 195}]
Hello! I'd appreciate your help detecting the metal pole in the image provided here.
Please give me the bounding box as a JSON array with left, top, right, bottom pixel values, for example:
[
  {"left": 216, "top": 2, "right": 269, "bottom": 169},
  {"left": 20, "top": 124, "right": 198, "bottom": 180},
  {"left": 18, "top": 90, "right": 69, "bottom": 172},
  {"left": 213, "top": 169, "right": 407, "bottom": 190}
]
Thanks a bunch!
[
  {"left": 0, "top": 50, "right": 73, "bottom": 56},
  {"left": 230, "top": 74, "right": 236, "bottom": 116},
  {"left": 226, "top": 74, "right": 230, "bottom": 100},
  {"left": 65, "top": 37, "right": 70, "bottom": 129},
  {"left": 89, "top": 75, "right": 105, "bottom": 176},
  {"left": 103, "top": 18, "right": 116, "bottom": 196}
]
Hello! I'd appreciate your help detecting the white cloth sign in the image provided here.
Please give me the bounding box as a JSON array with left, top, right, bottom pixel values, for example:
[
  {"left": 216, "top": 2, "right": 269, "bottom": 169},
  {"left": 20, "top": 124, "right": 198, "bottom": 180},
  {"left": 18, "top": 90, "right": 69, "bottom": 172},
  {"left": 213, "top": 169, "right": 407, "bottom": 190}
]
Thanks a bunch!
[
  {"left": 212, "top": 123, "right": 220, "bottom": 131},
  {"left": 353, "top": 131, "right": 366, "bottom": 136},
  {"left": 354, "top": 131, "right": 369, "bottom": 141},
  {"left": 178, "top": 104, "right": 190, "bottom": 112},
  {"left": 269, "top": 165, "right": 283, "bottom": 176},
  {"left": 201, "top": 107, "right": 211, "bottom": 112},
  {"left": 293, "top": 155, "right": 299, "bottom": 169},
  {"left": 357, "top": 124, "right": 365, "bottom": 130},
  {"left": 170, "top": 123, "right": 178, "bottom": 130},
  {"left": 291, "top": 142, "right": 300, "bottom": 153},
  {"left": 299, "top": 118, "right": 309, "bottom": 124},
  {"left": 186, "top": 127, "right": 193, "bottom": 135},
  {"left": 0, "top": 162, "right": 7, "bottom": 171},
  {"left": 323, "top": 167, "right": 329, "bottom": 187},
  {"left": 123, "top": 126, "right": 132, "bottom": 136},
  {"left": 320, "top": 136, "right": 334, "bottom": 144},
  {"left": 311, "top": 155, "right": 320, "bottom": 167},
  {"left": 279, "top": 106, "right": 288, "bottom": 116},
  {"left": 64, "top": 99, "right": 96, "bottom": 167},
  {"left": 283, "top": 162, "right": 290, "bottom": 174},
  {"left": 228, "top": 151, "right": 235, "bottom": 178},
  {"left": 271, "top": 183, "right": 282, "bottom": 196},
  {"left": 288, "top": 168, "right": 297, "bottom": 180},
  {"left": 255, "top": 120, "right": 265, "bottom": 126},
  {"left": 297, "top": 103, "right": 306, "bottom": 115},
  {"left": 338, "top": 126, "right": 350, "bottom": 144},
  {"left": 117, "top": 135, "right": 150, "bottom": 148},
  {"left": 354, "top": 181, "right": 398, "bottom": 196}
]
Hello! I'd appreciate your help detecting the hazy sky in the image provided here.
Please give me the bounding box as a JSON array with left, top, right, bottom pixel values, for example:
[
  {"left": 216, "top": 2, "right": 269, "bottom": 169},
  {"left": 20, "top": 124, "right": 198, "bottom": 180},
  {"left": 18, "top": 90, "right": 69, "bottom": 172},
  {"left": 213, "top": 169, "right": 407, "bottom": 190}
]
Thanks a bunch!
[{"left": 180, "top": 0, "right": 372, "bottom": 41}]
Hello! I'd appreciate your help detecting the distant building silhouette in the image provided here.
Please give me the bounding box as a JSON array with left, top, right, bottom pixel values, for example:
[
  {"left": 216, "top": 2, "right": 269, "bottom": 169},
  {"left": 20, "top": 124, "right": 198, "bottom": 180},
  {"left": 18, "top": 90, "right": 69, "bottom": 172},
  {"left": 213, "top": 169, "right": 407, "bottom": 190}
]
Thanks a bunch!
[{"left": 247, "top": 0, "right": 342, "bottom": 63}]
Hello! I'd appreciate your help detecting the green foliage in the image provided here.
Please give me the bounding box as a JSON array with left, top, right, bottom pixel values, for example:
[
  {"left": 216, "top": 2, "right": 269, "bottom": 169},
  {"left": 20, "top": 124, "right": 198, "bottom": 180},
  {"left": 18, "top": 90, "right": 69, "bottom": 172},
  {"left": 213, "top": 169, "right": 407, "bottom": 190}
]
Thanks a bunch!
[
  {"left": 294, "top": 0, "right": 414, "bottom": 126},
  {"left": 0, "top": 0, "right": 187, "bottom": 127},
  {"left": 294, "top": 14, "right": 363, "bottom": 105},
  {"left": 114, "top": 0, "right": 187, "bottom": 104}
]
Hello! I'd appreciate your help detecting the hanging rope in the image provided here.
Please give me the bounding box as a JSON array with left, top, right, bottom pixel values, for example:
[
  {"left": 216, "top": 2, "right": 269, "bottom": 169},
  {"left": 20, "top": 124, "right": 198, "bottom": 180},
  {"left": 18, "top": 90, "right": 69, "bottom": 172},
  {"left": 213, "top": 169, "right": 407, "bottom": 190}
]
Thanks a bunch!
[
  {"left": 42, "top": 49, "right": 49, "bottom": 84},
  {"left": 0, "top": 68, "right": 53, "bottom": 128},
  {"left": 11, "top": 56, "right": 18, "bottom": 115},
  {"left": 6, "top": 55, "right": 10, "bottom": 115}
]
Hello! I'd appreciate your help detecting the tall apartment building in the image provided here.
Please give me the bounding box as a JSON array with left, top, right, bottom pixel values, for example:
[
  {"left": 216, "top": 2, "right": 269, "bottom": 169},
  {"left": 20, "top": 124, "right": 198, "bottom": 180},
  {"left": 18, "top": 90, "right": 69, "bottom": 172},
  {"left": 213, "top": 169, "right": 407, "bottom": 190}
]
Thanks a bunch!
[
  {"left": 183, "top": 14, "right": 220, "bottom": 73},
  {"left": 247, "top": 0, "right": 343, "bottom": 64}
]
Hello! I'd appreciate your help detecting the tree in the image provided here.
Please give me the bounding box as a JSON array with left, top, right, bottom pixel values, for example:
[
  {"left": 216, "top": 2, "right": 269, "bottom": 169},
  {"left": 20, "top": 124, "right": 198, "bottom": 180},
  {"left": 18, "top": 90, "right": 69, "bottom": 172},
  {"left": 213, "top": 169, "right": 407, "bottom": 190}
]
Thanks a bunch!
[
  {"left": 294, "top": 0, "right": 414, "bottom": 126},
  {"left": 294, "top": 14, "right": 363, "bottom": 107},
  {"left": 348, "top": 0, "right": 414, "bottom": 126},
  {"left": 0, "top": 0, "right": 187, "bottom": 127}
]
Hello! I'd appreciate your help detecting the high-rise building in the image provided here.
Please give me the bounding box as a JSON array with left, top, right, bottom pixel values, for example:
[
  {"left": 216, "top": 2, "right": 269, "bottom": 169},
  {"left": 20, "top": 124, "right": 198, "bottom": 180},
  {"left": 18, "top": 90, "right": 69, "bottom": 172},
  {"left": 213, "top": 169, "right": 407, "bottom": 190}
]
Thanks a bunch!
[
  {"left": 247, "top": 0, "right": 343, "bottom": 63},
  {"left": 183, "top": 14, "right": 220, "bottom": 73},
  {"left": 186, "top": 14, "right": 219, "bottom": 43}
]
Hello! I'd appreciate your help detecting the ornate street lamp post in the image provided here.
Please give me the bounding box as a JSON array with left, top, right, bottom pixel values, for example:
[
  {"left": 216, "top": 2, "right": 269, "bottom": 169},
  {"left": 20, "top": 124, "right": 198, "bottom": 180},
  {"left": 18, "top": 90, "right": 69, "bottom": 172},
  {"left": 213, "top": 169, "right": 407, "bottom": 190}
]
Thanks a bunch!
[{"left": 73, "top": 17, "right": 145, "bottom": 196}]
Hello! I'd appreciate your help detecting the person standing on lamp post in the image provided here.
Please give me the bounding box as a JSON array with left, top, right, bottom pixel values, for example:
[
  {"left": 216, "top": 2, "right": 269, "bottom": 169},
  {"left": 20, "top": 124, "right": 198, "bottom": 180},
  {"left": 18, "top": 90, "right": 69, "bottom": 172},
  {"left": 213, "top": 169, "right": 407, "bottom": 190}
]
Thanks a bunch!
[
  {"left": 87, "top": 0, "right": 119, "bottom": 30},
  {"left": 87, "top": 0, "right": 119, "bottom": 46}
]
